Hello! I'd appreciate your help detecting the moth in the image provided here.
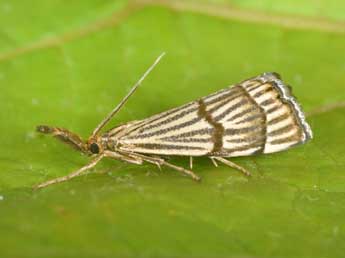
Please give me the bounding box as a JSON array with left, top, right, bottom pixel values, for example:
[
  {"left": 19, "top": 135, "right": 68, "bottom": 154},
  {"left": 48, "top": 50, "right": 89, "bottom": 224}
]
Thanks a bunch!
[{"left": 36, "top": 53, "right": 312, "bottom": 189}]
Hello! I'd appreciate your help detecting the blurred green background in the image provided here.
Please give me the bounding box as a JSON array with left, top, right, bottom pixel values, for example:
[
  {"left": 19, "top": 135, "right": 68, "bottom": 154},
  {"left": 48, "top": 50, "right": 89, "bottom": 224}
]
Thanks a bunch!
[{"left": 1, "top": 0, "right": 345, "bottom": 257}]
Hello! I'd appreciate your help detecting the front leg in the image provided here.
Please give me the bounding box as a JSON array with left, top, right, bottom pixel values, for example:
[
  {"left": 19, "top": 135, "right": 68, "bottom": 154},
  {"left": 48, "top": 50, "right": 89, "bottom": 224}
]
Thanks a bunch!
[
  {"left": 34, "top": 152, "right": 142, "bottom": 189},
  {"left": 34, "top": 154, "right": 105, "bottom": 189}
]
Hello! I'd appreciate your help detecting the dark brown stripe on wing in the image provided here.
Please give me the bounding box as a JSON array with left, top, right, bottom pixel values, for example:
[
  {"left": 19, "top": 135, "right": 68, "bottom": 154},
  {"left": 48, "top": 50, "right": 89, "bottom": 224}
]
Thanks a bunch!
[
  {"left": 260, "top": 99, "right": 275, "bottom": 106},
  {"left": 253, "top": 88, "right": 274, "bottom": 99},
  {"left": 246, "top": 82, "right": 264, "bottom": 92},
  {"left": 136, "top": 102, "right": 197, "bottom": 134},
  {"left": 165, "top": 128, "right": 213, "bottom": 139},
  {"left": 268, "top": 112, "right": 290, "bottom": 125},
  {"left": 243, "top": 77, "right": 265, "bottom": 88},
  {"left": 234, "top": 113, "right": 264, "bottom": 125},
  {"left": 270, "top": 135, "right": 300, "bottom": 145},
  {"left": 126, "top": 116, "right": 203, "bottom": 139},
  {"left": 158, "top": 137, "right": 212, "bottom": 143},
  {"left": 226, "top": 106, "right": 257, "bottom": 122},
  {"left": 197, "top": 99, "right": 224, "bottom": 153},
  {"left": 207, "top": 93, "right": 244, "bottom": 113},
  {"left": 224, "top": 125, "right": 262, "bottom": 135},
  {"left": 132, "top": 143, "right": 205, "bottom": 150},
  {"left": 226, "top": 134, "right": 265, "bottom": 144},
  {"left": 268, "top": 124, "right": 295, "bottom": 137},
  {"left": 137, "top": 105, "right": 197, "bottom": 133},
  {"left": 213, "top": 97, "right": 249, "bottom": 121},
  {"left": 204, "top": 85, "right": 242, "bottom": 106},
  {"left": 266, "top": 104, "right": 283, "bottom": 114}
]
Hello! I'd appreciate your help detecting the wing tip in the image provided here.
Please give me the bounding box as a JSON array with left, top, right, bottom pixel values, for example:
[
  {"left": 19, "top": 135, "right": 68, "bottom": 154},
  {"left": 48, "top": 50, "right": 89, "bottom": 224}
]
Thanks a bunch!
[{"left": 259, "top": 72, "right": 313, "bottom": 143}]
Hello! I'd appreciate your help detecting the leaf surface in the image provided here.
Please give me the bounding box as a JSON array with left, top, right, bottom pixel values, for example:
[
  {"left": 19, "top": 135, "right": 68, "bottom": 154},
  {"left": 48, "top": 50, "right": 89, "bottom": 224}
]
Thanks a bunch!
[{"left": 1, "top": 1, "right": 345, "bottom": 257}]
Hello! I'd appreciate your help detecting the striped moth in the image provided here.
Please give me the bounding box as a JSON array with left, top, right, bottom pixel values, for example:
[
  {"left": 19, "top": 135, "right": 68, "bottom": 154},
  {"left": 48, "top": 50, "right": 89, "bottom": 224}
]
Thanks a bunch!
[{"left": 36, "top": 53, "right": 312, "bottom": 189}]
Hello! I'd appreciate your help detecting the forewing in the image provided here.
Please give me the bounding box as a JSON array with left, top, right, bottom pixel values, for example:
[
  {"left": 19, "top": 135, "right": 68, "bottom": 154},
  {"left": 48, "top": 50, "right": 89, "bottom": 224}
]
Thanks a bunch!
[{"left": 115, "top": 72, "right": 312, "bottom": 157}]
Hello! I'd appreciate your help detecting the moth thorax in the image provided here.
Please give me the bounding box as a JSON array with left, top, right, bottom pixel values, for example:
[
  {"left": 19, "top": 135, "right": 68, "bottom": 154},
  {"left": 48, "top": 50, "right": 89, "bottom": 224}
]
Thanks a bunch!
[{"left": 103, "top": 137, "right": 118, "bottom": 151}]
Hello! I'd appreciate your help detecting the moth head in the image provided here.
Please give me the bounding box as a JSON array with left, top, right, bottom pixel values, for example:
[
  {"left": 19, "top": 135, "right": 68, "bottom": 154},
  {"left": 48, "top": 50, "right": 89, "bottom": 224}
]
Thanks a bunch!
[
  {"left": 36, "top": 125, "right": 89, "bottom": 154},
  {"left": 86, "top": 137, "right": 104, "bottom": 155}
]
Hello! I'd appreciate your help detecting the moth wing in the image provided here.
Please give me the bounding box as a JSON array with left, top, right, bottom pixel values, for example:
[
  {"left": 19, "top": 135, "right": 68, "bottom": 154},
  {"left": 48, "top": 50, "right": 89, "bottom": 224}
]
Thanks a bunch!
[{"left": 112, "top": 72, "right": 312, "bottom": 157}]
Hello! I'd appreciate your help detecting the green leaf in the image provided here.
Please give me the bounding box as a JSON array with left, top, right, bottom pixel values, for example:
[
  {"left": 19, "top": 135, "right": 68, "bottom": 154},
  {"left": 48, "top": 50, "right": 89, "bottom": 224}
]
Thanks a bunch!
[{"left": 1, "top": 1, "right": 345, "bottom": 257}]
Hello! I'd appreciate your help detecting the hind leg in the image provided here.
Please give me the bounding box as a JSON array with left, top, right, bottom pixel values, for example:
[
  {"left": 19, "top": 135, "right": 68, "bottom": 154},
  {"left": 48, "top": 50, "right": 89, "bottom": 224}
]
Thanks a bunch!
[{"left": 210, "top": 157, "right": 251, "bottom": 177}]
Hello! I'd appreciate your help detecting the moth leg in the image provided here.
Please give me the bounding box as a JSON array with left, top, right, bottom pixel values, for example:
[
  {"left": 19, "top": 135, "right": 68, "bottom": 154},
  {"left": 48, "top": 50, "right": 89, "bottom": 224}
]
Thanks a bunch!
[
  {"left": 126, "top": 152, "right": 201, "bottom": 181},
  {"left": 210, "top": 157, "right": 218, "bottom": 167},
  {"left": 163, "top": 160, "right": 201, "bottom": 181},
  {"left": 144, "top": 157, "right": 162, "bottom": 171},
  {"left": 34, "top": 154, "right": 104, "bottom": 189},
  {"left": 211, "top": 157, "right": 251, "bottom": 177},
  {"left": 133, "top": 154, "right": 164, "bottom": 171},
  {"left": 103, "top": 150, "right": 143, "bottom": 165},
  {"left": 149, "top": 155, "right": 163, "bottom": 171},
  {"left": 118, "top": 151, "right": 163, "bottom": 170}
]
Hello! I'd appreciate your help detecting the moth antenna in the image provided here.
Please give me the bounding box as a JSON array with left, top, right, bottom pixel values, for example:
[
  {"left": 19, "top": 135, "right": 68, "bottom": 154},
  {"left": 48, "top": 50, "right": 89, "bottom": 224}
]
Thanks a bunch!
[{"left": 91, "top": 52, "right": 166, "bottom": 137}]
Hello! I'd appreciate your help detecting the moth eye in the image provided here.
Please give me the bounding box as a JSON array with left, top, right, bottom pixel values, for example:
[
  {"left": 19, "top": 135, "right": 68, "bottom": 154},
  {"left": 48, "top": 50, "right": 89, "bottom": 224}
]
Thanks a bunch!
[{"left": 90, "top": 143, "right": 100, "bottom": 154}]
